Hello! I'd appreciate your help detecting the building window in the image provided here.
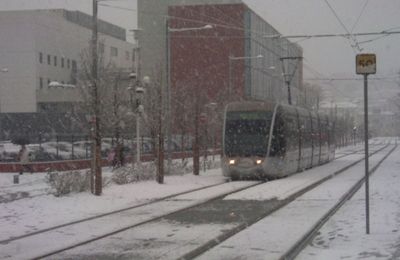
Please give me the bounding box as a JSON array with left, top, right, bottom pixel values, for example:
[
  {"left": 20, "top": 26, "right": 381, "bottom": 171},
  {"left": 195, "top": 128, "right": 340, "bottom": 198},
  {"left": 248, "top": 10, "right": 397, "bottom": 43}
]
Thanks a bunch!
[
  {"left": 99, "top": 43, "right": 105, "bottom": 53},
  {"left": 39, "top": 52, "right": 43, "bottom": 64},
  {"left": 54, "top": 56, "right": 57, "bottom": 67},
  {"left": 47, "top": 55, "right": 51, "bottom": 65},
  {"left": 67, "top": 59, "right": 70, "bottom": 69},
  {"left": 61, "top": 57, "right": 65, "bottom": 68},
  {"left": 71, "top": 60, "right": 77, "bottom": 84},
  {"left": 125, "top": 51, "right": 130, "bottom": 61},
  {"left": 111, "top": 47, "right": 118, "bottom": 57},
  {"left": 39, "top": 77, "right": 43, "bottom": 89}
]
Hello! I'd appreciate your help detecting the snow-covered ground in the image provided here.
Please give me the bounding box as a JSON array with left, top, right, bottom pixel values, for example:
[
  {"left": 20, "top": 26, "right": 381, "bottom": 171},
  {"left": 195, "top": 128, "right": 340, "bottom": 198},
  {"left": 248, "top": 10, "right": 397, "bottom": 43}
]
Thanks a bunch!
[
  {"left": 297, "top": 142, "right": 400, "bottom": 259},
  {"left": 197, "top": 143, "right": 396, "bottom": 259},
  {"left": 0, "top": 166, "right": 227, "bottom": 243},
  {"left": 0, "top": 138, "right": 399, "bottom": 259}
]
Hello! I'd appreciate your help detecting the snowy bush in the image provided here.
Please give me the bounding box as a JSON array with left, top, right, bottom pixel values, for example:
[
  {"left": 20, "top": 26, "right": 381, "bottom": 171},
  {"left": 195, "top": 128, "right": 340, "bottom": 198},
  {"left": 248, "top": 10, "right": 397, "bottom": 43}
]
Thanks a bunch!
[
  {"left": 164, "top": 158, "right": 220, "bottom": 175},
  {"left": 202, "top": 158, "right": 220, "bottom": 170},
  {"left": 46, "top": 170, "right": 91, "bottom": 197},
  {"left": 111, "top": 163, "right": 156, "bottom": 185}
]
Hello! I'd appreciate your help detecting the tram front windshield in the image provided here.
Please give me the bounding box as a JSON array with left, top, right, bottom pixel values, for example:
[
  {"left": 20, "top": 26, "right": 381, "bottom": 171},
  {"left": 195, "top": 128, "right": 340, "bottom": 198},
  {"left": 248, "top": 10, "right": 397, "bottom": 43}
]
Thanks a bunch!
[{"left": 224, "top": 111, "right": 272, "bottom": 157}]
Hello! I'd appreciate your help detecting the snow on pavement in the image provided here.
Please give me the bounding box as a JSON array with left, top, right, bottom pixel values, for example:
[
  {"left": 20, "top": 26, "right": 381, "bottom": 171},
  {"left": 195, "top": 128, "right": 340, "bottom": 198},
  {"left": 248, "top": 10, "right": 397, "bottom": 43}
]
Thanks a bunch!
[
  {"left": 297, "top": 144, "right": 400, "bottom": 259},
  {"left": 196, "top": 144, "right": 396, "bottom": 260},
  {"left": 0, "top": 168, "right": 227, "bottom": 243},
  {"left": 0, "top": 180, "right": 258, "bottom": 260}
]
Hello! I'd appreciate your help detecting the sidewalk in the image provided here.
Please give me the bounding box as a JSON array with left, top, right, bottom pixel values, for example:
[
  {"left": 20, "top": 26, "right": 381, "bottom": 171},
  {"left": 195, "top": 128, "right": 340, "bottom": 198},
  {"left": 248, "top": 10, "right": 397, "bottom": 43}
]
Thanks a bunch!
[{"left": 297, "top": 145, "right": 400, "bottom": 259}]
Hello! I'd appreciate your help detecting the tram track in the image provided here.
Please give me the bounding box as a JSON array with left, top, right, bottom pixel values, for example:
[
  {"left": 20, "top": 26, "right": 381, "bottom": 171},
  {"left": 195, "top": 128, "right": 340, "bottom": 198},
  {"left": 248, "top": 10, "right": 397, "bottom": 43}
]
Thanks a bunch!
[
  {"left": 182, "top": 144, "right": 392, "bottom": 260},
  {"left": 194, "top": 144, "right": 396, "bottom": 260},
  {"left": 0, "top": 143, "right": 389, "bottom": 259},
  {"left": 0, "top": 181, "right": 263, "bottom": 260},
  {"left": 1, "top": 143, "right": 368, "bottom": 242},
  {"left": 33, "top": 144, "right": 390, "bottom": 260},
  {"left": 282, "top": 144, "right": 397, "bottom": 260},
  {"left": 0, "top": 181, "right": 232, "bottom": 245}
]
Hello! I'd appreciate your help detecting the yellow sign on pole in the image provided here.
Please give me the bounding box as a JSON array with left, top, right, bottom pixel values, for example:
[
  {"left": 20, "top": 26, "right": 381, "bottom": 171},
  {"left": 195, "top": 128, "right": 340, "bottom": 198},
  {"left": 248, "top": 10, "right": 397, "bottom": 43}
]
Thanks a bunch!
[{"left": 356, "top": 54, "right": 376, "bottom": 75}]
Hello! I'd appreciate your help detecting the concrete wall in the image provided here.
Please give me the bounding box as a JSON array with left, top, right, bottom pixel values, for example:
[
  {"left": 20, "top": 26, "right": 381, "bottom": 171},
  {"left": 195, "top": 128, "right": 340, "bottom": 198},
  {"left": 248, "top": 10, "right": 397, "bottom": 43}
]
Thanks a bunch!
[{"left": 0, "top": 12, "right": 37, "bottom": 113}]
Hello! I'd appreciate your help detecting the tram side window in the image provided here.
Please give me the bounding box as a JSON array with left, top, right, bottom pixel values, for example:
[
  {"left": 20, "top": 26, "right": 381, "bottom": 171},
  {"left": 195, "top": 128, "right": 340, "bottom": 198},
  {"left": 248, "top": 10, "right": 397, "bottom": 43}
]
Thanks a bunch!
[
  {"left": 284, "top": 114, "right": 299, "bottom": 150},
  {"left": 327, "top": 119, "right": 334, "bottom": 146},
  {"left": 301, "top": 115, "right": 312, "bottom": 148},
  {"left": 312, "top": 117, "right": 319, "bottom": 147},
  {"left": 270, "top": 116, "right": 286, "bottom": 156},
  {"left": 320, "top": 119, "right": 329, "bottom": 146}
]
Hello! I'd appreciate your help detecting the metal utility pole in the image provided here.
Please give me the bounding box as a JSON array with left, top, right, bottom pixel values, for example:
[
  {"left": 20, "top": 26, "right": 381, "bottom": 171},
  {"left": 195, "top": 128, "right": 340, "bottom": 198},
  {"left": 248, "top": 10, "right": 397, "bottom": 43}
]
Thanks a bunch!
[
  {"left": 356, "top": 53, "right": 376, "bottom": 235},
  {"left": 157, "top": 80, "right": 164, "bottom": 183},
  {"left": 166, "top": 19, "right": 172, "bottom": 175},
  {"left": 92, "top": 0, "right": 102, "bottom": 196},
  {"left": 363, "top": 74, "right": 370, "bottom": 234}
]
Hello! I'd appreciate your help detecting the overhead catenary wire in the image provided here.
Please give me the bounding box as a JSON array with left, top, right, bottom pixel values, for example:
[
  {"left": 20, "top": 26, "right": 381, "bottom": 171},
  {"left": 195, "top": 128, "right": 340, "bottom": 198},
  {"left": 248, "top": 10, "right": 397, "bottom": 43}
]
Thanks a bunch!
[
  {"left": 264, "top": 30, "right": 400, "bottom": 40},
  {"left": 323, "top": 0, "right": 362, "bottom": 53},
  {"left": 302, "top": 59, "right": 352, "bottom": 100},
  {"left": 351, "top": 0, "right": 370, "bottom": 33},
  {"left": 304, "top": 77, "right": 400, "bottom": 81},
  {"left": 97, "top": 1, "right": 398, "bottom": 94},
  {"left": 99, "top": 2, "right": 400, "bottom": 45}
]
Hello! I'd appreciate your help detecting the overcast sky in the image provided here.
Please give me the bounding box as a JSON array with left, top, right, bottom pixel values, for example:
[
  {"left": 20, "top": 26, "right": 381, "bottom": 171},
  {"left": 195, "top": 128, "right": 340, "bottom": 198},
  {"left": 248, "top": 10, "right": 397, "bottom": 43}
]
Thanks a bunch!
[{"left": 0, "top": 0, "right": 399, "bottom": 89}]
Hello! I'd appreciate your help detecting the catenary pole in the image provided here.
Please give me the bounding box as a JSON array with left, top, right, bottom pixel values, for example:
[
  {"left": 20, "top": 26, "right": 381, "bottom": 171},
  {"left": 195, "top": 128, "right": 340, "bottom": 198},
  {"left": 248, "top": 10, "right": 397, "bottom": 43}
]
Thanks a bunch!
[{"left": 166, "top": 19, "right": 172, "bottom": 175}]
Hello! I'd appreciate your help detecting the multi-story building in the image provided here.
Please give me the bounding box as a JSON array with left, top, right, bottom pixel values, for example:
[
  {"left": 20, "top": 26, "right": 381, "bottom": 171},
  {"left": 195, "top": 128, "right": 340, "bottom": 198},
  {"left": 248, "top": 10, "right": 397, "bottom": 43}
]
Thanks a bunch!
[
  {"left": 137, "top": 0, "right": 303, "bottom": 104},
  {"left": 0, "top": 9, "right": 135, "bottom": 139},
  {"left": 0, "top": 9, "right": 134, "bottom": 114}
]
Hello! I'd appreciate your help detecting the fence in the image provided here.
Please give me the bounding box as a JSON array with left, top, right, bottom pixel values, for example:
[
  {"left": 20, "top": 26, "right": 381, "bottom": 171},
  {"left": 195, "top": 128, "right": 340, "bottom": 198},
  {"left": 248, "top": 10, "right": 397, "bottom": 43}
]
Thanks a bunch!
[{"left": 0, "top": 133, "right": 216, "bottom": 163}]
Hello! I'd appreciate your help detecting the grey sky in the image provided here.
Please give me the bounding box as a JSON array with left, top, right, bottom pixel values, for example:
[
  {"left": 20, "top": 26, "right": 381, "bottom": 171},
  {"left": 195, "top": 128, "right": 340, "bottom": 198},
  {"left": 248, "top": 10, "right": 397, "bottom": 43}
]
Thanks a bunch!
[{"left": 0, "top": 0, "right": 399, "bottom": 81}]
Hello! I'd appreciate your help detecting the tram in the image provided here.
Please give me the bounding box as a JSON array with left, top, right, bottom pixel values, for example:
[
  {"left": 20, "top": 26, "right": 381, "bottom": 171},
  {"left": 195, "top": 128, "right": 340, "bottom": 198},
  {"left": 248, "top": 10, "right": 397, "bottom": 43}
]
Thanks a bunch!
[{"left": 222, "top": 101, "right": 335, "bottom": 180}]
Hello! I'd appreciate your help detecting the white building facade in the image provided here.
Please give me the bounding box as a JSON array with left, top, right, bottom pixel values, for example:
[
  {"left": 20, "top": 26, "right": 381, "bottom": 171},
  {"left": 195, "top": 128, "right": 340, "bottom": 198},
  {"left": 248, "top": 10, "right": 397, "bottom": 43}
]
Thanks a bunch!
[{"left": 0, "top": 9, "right": 134, "bottom": 113}]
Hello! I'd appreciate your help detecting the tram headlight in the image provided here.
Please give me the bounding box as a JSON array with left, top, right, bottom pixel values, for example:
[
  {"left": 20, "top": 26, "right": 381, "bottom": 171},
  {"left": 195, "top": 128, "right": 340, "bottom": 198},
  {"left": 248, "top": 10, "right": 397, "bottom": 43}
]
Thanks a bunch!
[
  {"left": 256, "top": 159, "right": 263, "bottom": 165},
  {"left": 229, "top": 159, "right": 236, "bottom": 165}
]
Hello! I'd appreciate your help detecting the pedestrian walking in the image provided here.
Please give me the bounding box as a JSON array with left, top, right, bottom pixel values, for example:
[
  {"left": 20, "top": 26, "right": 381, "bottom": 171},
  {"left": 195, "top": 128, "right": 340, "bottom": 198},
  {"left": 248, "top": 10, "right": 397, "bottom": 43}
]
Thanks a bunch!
[{"left": 18, "top": 145, "right": 33, "bottom": 174}]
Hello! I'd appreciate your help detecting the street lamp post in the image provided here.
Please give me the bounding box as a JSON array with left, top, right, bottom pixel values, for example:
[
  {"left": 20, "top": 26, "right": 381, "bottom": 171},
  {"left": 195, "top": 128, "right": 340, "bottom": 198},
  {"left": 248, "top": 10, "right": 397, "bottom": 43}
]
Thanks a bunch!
[
  {"left": 166, "top": 22, "right": 213, "bottom": 174},
  {"left": 280, "top": 56, "right": 303, "bottom": 105},
  {"left": 0, "top": 68, "right": 8, "bottom": 140},
  {"left": 228, "top": 54, "right": 263, "bottom": 100},
  {"left": 128, "top": 74, "right": 149, "bottom": 165},
  {"left": 0, "top": 68, "right": 8, "bottom": 141}
]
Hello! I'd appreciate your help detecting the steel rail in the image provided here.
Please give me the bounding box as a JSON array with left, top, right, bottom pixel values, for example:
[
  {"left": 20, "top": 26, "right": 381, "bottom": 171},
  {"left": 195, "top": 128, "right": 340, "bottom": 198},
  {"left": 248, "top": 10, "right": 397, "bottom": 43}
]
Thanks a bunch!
[
  {"left": 2, "top": 145, "right": 370, "bottom": 237},
  {"left": 0, "top": 180, "right": 230, "bottom": 245},
  {"left": 180, "top": 143, "right": 391, "bottom": 260},
  {"left": 281, "top": 144, "right": 397, "bottom": 260},
  {"left": 2, "top": 144, "right": 388, "bottom": 259}
]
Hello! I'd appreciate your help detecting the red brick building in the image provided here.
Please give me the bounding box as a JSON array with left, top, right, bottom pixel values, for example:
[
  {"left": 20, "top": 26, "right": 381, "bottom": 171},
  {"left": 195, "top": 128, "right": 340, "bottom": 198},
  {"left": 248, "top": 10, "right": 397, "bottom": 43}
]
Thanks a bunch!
[
  {"left": 167, "top": 3, "right": 303, "bottom": 105},
  {"left": 169, "top": 4, "right": 247, "bottom": 101}
]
